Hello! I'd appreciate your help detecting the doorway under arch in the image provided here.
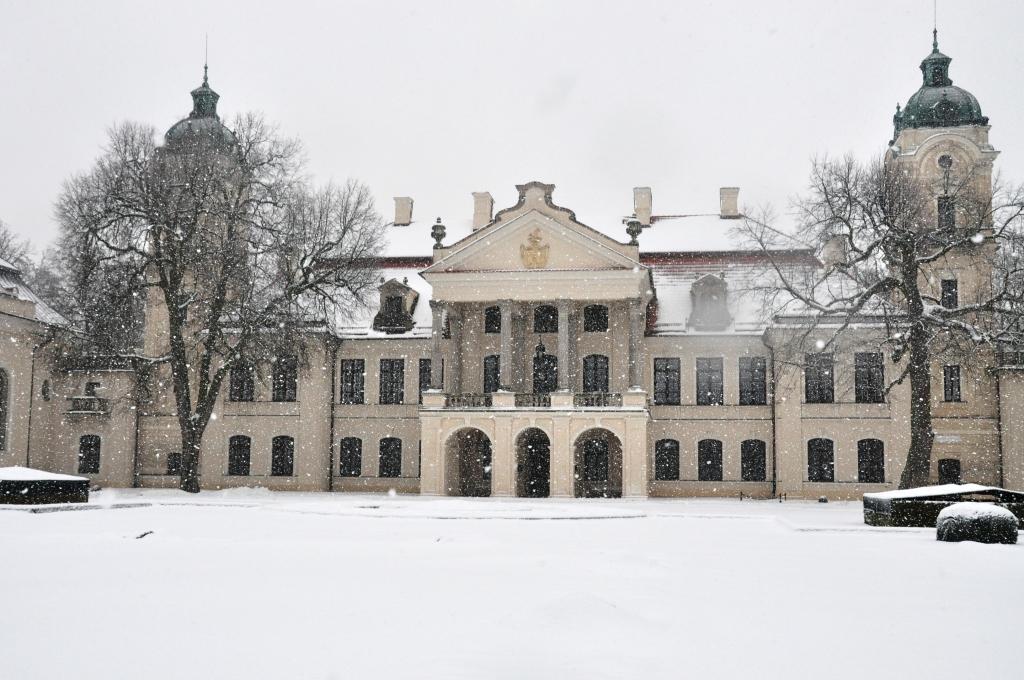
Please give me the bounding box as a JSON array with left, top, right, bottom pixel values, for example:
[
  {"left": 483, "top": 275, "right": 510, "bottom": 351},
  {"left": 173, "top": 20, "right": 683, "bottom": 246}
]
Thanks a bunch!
[
  {"left": 516, "top": 428, "right": 551, "bottom": 498},
  {"left": 444, "top": 428, "right": 492, "bottom": 497},
  {"left": 573, "top": 428, "right": 622, "bottom": 498}
]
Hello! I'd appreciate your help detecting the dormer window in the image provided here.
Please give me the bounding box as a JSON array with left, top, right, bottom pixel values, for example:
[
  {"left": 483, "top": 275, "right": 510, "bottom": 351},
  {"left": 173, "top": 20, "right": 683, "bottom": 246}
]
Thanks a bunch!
[
  {"left": 372, "top": 279, "right": 418, "bottom": 334},
  {"left": 688, "top": 274, "right": 731, "bottom": 331}
]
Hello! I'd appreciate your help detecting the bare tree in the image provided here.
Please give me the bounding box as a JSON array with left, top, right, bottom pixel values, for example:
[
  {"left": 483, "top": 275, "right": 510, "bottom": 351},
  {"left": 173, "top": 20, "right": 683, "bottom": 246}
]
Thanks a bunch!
[
  {"left": 742, "top": 155, "right": 1024, "bottom": 489},
  {"left": 0, "top": 218, "right": 31, "bottom": 267},
  {"left": 56, "top": 116, "right": 384, "bottom": 492}
]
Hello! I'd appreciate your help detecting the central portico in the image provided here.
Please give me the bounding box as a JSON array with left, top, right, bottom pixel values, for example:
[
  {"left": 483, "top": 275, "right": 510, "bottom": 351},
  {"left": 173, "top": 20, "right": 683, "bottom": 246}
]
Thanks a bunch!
[{"left": 418, "top": 182, "right": 652, "bottom": 498}]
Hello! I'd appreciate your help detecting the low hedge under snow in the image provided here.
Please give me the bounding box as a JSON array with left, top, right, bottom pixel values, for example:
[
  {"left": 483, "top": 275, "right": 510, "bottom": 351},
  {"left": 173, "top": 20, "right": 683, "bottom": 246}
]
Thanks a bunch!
[{"left": 936, "top": 502, "right": 1019, "bottom": 544}]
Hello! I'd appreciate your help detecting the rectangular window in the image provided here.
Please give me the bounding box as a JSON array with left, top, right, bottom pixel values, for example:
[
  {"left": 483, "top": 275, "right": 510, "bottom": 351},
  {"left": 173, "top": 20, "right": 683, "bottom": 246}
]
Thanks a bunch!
[
  {"left": 272, "top": 355, "right": 298, "bottom": 402},
  {"left": 941, "top": 279, "right": 959, "bottom": 309},
  {"left": 483, "top": 355, "right": 501, "bottom": 394},
  {"left": 943, "top": 365, "right": 962, "bottom": 402},
  {"left": 229, "top": 363, "right": 254, "bottom": 402},
  {"left": 534, "top": 305, "right": 558, "bottom": 333},
  {"left": 582, "top": 355, "right": 609, "bottom": 393},
  {"left": 854, "top": 352, "right": 885, "bottom": 404},
  {"left": 653, "top": 358, "right": 680, "bottom": 405},
  {"left": 484, "top": 306, "right": 501, "bottom": 334},
  {"left": 379, "top": 359, "right": 405, "bottom": 405},
  {"left": 804, "top": 353, "right": 834, "bottom": 404},
  {"left": 339, "top": 438, "right": 362, "bottom": 477},
  {"left": 419, "top": 358, "right": 432, "bottom": 403},
  {"left": 77, "top": 435, "right": 101, "bottom": 474},
  {"left": 379, "top": 438, "right": 402, "bottom": 478},
  {"left": 937, "top": 196, "right": 955, "bottom": 230},
  {"left": 696, "top": 357, "right": 724, "bottom": 405},
  {"left": 583, "top": 305, "right": 609, "bottom": 332},
  {"left": 738, "top": 357, "right": 767, "bottom": 406},
  {"left": 807, "top": 438, "right": 835, "bottom": 482},
  {"left": 84, "top": 381, "right": 101, "bottom": 397},
  {"left": 340, "top": 359, "right": 365, "bottom": 404},
  {"left": 227, "top": 436, "right": 251, "bottom": 476},
  {"left": 271, "top": 436, "right": 295, "bottom": 476},
  {"left": 740, "top": 440, "right": 767, "bottom": 482}
]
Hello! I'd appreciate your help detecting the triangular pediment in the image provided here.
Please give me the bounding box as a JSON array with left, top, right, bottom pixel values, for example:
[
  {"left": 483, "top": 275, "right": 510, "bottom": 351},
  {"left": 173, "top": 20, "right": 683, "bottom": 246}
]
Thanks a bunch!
[{"left": 424, "top": 183, "right": 638, "bottom": 274}]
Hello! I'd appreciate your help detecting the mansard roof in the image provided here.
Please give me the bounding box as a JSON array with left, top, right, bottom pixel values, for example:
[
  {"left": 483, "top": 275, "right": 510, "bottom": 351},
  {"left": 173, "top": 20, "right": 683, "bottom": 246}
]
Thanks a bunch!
[{"left": 0, "top": 256, "right": 67, "bottom": 326}]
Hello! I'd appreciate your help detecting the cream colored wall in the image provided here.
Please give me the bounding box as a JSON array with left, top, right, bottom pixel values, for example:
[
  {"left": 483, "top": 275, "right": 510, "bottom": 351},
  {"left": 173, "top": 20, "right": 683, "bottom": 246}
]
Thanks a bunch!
[
  {"left": 0, "top": 307, "right": 44, "bottom": 468},
  {"left": 999, "top": 372, "right": 1024, "bottom": 490}
]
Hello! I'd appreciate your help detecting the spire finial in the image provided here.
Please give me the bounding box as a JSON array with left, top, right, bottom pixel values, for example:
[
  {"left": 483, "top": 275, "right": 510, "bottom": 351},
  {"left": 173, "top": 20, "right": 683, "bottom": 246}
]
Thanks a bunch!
[
  {"left": 203, "top": 34, "right": 209, "bottom": 85},
  {"left": 932, "top": 0, "right": 938, "bottom": 51}
]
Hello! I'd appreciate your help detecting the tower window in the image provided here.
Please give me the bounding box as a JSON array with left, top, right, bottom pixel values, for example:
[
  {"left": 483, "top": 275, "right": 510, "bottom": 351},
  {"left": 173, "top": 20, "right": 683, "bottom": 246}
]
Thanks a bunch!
[
  {"left": 583, "top": 305, "right": 609, "bottom": 332},
  {"left": 484, "top": 306, "right": 501, "bottom": 334},
  {"left": 940, "top": 279, "right": 958, "bottom": 309},
  {"left": 937, "top": 196, "right": 955, "bottom": 230},
  {"left": 534, "top": 305, "right": 558, "bottom": 333},
  {"left": 943, "top": 365, "right": 962, "bottom": 402}
]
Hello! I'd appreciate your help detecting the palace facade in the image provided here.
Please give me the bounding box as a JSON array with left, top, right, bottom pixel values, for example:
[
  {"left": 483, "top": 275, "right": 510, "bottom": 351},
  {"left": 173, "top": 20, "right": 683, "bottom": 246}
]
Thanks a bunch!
[{"left": 2, "top": 36, "right": 1023, "bottom": 499}]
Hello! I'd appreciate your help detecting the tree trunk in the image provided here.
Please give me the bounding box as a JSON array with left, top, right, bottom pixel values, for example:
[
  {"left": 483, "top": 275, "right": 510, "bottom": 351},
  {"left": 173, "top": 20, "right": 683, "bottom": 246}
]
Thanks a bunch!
[
  {"left": 899, "top": 332, "right": 934, "bottom": 489},
  {"left": 179, "top": 431, "right": 202, "bottom": 493}
]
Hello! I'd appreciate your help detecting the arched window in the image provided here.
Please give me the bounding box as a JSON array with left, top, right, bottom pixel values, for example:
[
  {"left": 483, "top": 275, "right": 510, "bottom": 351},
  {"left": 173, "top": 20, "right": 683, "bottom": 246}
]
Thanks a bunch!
[
  {"left": 857, "top": 439, "right": 884, "bottom": 483},
  {"left": 483, "top": 355, "right": 501, "bottom": 393},
  {"left": 582, "top": 355, "right": 609, "bottom": 393},
  {"left": 741, "top": 439, "right": 767, "bottom": 482},
  {"left": 582, "top": 439, "right": 609, "bottom": 482},
  {"left": 807, "top": 438, "right": 834, "bottom": 482},
  {"left": 0, "top": 368, "right": 7, "bottom": 451},
  {"left": 484, "top": 306, "right": 501, "bottom": 334},
  {"left": 698, "top": 439, "right": 723, "bottom": 481},
  {"left": 77, "top": 435, "right": 101, "bottom": 474},
  {"left": 534, "top": 305, "right": 558, "bottom": 333},
  {"left": 271, "top": 436, "right": 295, "bottom": 476},
  {"left": 654, "top": 439, "right": 680, "bottom": 481},
  {"left": 583, "top": 305, "right": 609, "bottom": 332},
  {"left": 379, "top": 438, "right": 402, "bottom": 478},
  {"left": 228, "top": 435, "right": 251, "bottom": 476},
  {"left": 228, "top": 362, "right": 255, "bottom": 402},
  {"left": 339, "top": 437, "right": 362, "bottom": 477}
]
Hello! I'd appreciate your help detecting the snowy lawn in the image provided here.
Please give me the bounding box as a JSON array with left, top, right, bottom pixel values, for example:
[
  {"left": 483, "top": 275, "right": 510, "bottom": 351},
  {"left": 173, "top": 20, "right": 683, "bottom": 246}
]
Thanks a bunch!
[{"left": 1, "top": 490, "right": 1021, "bottom": 680}]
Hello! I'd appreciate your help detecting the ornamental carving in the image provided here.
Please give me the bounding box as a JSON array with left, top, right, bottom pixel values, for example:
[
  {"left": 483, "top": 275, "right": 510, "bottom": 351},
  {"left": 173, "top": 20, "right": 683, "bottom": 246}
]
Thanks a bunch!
[{"left": 520, "top": 228, "right": 550, "bottom": 269}]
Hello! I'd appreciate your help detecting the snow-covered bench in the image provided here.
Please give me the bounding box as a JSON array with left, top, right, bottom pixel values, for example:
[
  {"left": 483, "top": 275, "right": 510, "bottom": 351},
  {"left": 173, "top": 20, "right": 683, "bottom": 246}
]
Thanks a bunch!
[{"left": 0, "top": 467, "right": 89, "bottom": 505}]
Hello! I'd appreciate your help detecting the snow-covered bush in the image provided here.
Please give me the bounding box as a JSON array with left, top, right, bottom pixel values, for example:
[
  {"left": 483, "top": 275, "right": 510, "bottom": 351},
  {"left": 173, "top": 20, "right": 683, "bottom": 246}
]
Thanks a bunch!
[{"left": 936, "top": 503, "right": 1019, "bottom": 544}]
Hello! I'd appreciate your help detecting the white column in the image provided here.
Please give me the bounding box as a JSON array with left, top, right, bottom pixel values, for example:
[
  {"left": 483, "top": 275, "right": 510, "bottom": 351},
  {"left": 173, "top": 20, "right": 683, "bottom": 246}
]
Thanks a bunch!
[
  {"left": 557, "top": 299, "right": 571, "bottom": 391},
  {"left": 499, "top": 300, "right": 513, "bottom": 391},
  {"left": 429, "top": 301, "right": 445, "bottom": 390},
  {"left": 628, "top": 299, "right": 645, "bottom": 389}
]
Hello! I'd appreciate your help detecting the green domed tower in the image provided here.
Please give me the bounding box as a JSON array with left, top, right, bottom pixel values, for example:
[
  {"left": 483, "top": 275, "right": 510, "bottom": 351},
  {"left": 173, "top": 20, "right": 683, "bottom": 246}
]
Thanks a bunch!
[{"left": 163, "top": 65, "right": 238, "bottom": 151}]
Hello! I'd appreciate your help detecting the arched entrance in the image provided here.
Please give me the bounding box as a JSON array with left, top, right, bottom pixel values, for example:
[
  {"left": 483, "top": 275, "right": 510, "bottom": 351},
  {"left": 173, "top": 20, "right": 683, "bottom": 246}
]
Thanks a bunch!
[
  {"left": 573, "top": 428, "right": 622, "bottom": 498},
  {"left": 444, "top": 428, "right": 492, "bottom": 497},
  {"left": 516, "top": 428, "right": 551, "bottom": 498}
]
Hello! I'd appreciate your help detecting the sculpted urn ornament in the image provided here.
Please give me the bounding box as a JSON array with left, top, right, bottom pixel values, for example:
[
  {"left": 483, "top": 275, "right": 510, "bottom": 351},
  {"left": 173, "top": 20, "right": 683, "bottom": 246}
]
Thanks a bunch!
[{"left": 520, "top": 228, "right": 549, "bottom": 269}]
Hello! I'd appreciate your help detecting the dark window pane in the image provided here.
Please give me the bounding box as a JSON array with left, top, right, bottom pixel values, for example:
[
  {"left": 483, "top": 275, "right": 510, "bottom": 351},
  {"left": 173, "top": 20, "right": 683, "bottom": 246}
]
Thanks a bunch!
[
  {"left": 741, "top": 440, "right": 767, "bottom": 481},
  {"left": 228, "top": 435, "right": 251, "bottom": 476},
  {"left": 166, "top": 452, "right": 182, "bottom": 476},
  {"left": 77, "top": 435, "right": 101, "bottom": 474},
  {"left": 339, "top": 438, "right": 362, "bottom": 477},
  {"left": 484, "top": 306, "right": 502, "bottom": 334},
  {"left": 379, "top": 438, "right": 402, "bottom": 478},
  {"left": 738, "top": 357, "right": 767, "bottom": 405},
  {"left": 380, "top": 359, "right": 405, "bottom": 405},
  {"left": 534, "top": 305, "right": 558, "bottom": 333},
  {"left": 653, "top": 358, "right": 680, "bottom": 405},
  {"left": 583, "top": 305, "right": 609, "bottom": 332},
  {"left": 943, "top": 365, "right": 962, "bottom": 402},
  {"left": 855, "top": 353, "right": 885, "bottom": 404},
  {"left": 938, "top": 458, "right": 962, "bottom": 484},
  {"left": 340, "top": 359, "right": 365, "bottom": 404},
  {"left": 805, "top": 353, "right": 834, "bottom": 404},
  {"left": 697, "top": 439, "right": 723, "bottom": 481},
  {"left": 483, "top": 355, "right": 501, "bottom": 393},
  {"left": 271, "top": 436, "right": 294, "bottom": 476},
  {"left": 696, "top": 357, "right": 724, "bottom": 405},
  {"left": 532, "top": 353, "right": 558, "bottom": 394},
  {"left": 857, "top": 439, "right": 884, "bottom": 483},
  {"left": 807, "top": 438, "right": 834, "bottom": 482},
  {"left": 272, "top": 355, "right": 298, "bottom": 402},
  {"left": 937, "top": 196, "right": 955, "bottom": 230},
  {"left": 940, "top": 279, "right": 959, "bottom": 309},
  {"left": 419, "top": 358, "right": 432, "bottom": 403},
  {"left": 229, "top": 362, "right": 255, "bottom": 402},
  {"left": 654, "top": 439, "right": 680, "bottom": 480},
  {"left": 583, "top": 355, "right": 609, "bottom": 393}
]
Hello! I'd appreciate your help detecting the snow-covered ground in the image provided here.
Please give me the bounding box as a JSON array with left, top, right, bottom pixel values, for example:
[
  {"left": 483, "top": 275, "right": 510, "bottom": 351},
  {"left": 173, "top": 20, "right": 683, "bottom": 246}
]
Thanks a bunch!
[{"left": 1, "top": 490, "right": 1020, "bottom": 680}]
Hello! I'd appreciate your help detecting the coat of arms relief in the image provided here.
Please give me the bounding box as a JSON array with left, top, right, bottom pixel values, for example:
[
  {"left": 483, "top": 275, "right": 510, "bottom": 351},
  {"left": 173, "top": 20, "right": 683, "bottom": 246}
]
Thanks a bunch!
[{"left": 520, "top": 228, "right": 549, "bottom": 269}]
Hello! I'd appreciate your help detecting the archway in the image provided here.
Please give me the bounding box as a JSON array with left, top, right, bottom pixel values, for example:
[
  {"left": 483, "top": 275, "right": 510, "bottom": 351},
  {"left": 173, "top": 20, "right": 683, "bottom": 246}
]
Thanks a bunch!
[
  {"left": 516, "top": 428, "right": 551, "bottom": 498},
  {"left": 573, "top": 428, "right": 622, "bottom": 498},
  {"left": 444, "top": 428, "right": 492, "bottom": 497}
]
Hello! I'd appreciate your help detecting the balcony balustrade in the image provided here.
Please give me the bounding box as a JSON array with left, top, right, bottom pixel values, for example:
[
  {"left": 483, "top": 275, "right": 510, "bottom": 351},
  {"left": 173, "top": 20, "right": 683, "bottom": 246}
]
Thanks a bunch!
[
  {"left": 67, "top": 396, "right": 110, "bottom": 414},
  {"left": 514, "top": 393, "right": 551, "bottom": 408},
  {"left": 574, "top": 392, "right": 623, "bottom": 408},
  {"left": 445, "top": 393, "right": 493, "bottom": 408}
]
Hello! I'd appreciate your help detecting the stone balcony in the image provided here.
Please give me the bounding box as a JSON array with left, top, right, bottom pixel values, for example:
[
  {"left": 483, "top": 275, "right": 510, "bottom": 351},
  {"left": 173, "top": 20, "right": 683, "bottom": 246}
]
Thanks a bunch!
[{"left": 66, "top": 396, "right": 110, "bottom": 415}]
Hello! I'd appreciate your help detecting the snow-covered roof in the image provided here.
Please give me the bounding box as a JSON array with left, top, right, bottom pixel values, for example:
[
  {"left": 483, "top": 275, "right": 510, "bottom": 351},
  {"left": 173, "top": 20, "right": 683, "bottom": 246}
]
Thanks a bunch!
[
  {"left": 0, "top": 466, "right": 88, "bottom": 482},
  {"left": 647, "top": 261, "right": 772, "bottom": 335},
  {"left": 0, "top": 259, "right": 67, "bottom": 326},
  {"left": 334, "top": 267, "right": 433, "bottom": 339},
  {"left": 382, "top": 219, "right": 474, "bottom": 258}
]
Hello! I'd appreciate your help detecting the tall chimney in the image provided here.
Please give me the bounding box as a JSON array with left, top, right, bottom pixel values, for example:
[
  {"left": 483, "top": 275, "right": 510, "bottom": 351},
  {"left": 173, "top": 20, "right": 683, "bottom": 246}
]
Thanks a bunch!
[
  {"left": 472, "top": 192, "right": 494, "bottom": 230},
  {"left": 719, "top": 187, "right": 740, "bottom": 219},
  {"left": 633, "top": 187, "right": 652, "bottom": 226},
  {"left": 393, "top": 197, "right": 414, "bottom": 226}
]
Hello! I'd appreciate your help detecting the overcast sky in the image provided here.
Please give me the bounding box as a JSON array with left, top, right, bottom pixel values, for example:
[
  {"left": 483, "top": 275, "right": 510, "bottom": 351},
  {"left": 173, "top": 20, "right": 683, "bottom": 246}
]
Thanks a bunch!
[{"left": 2, "top": 0, "right": 1023, "bottom": 251}]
